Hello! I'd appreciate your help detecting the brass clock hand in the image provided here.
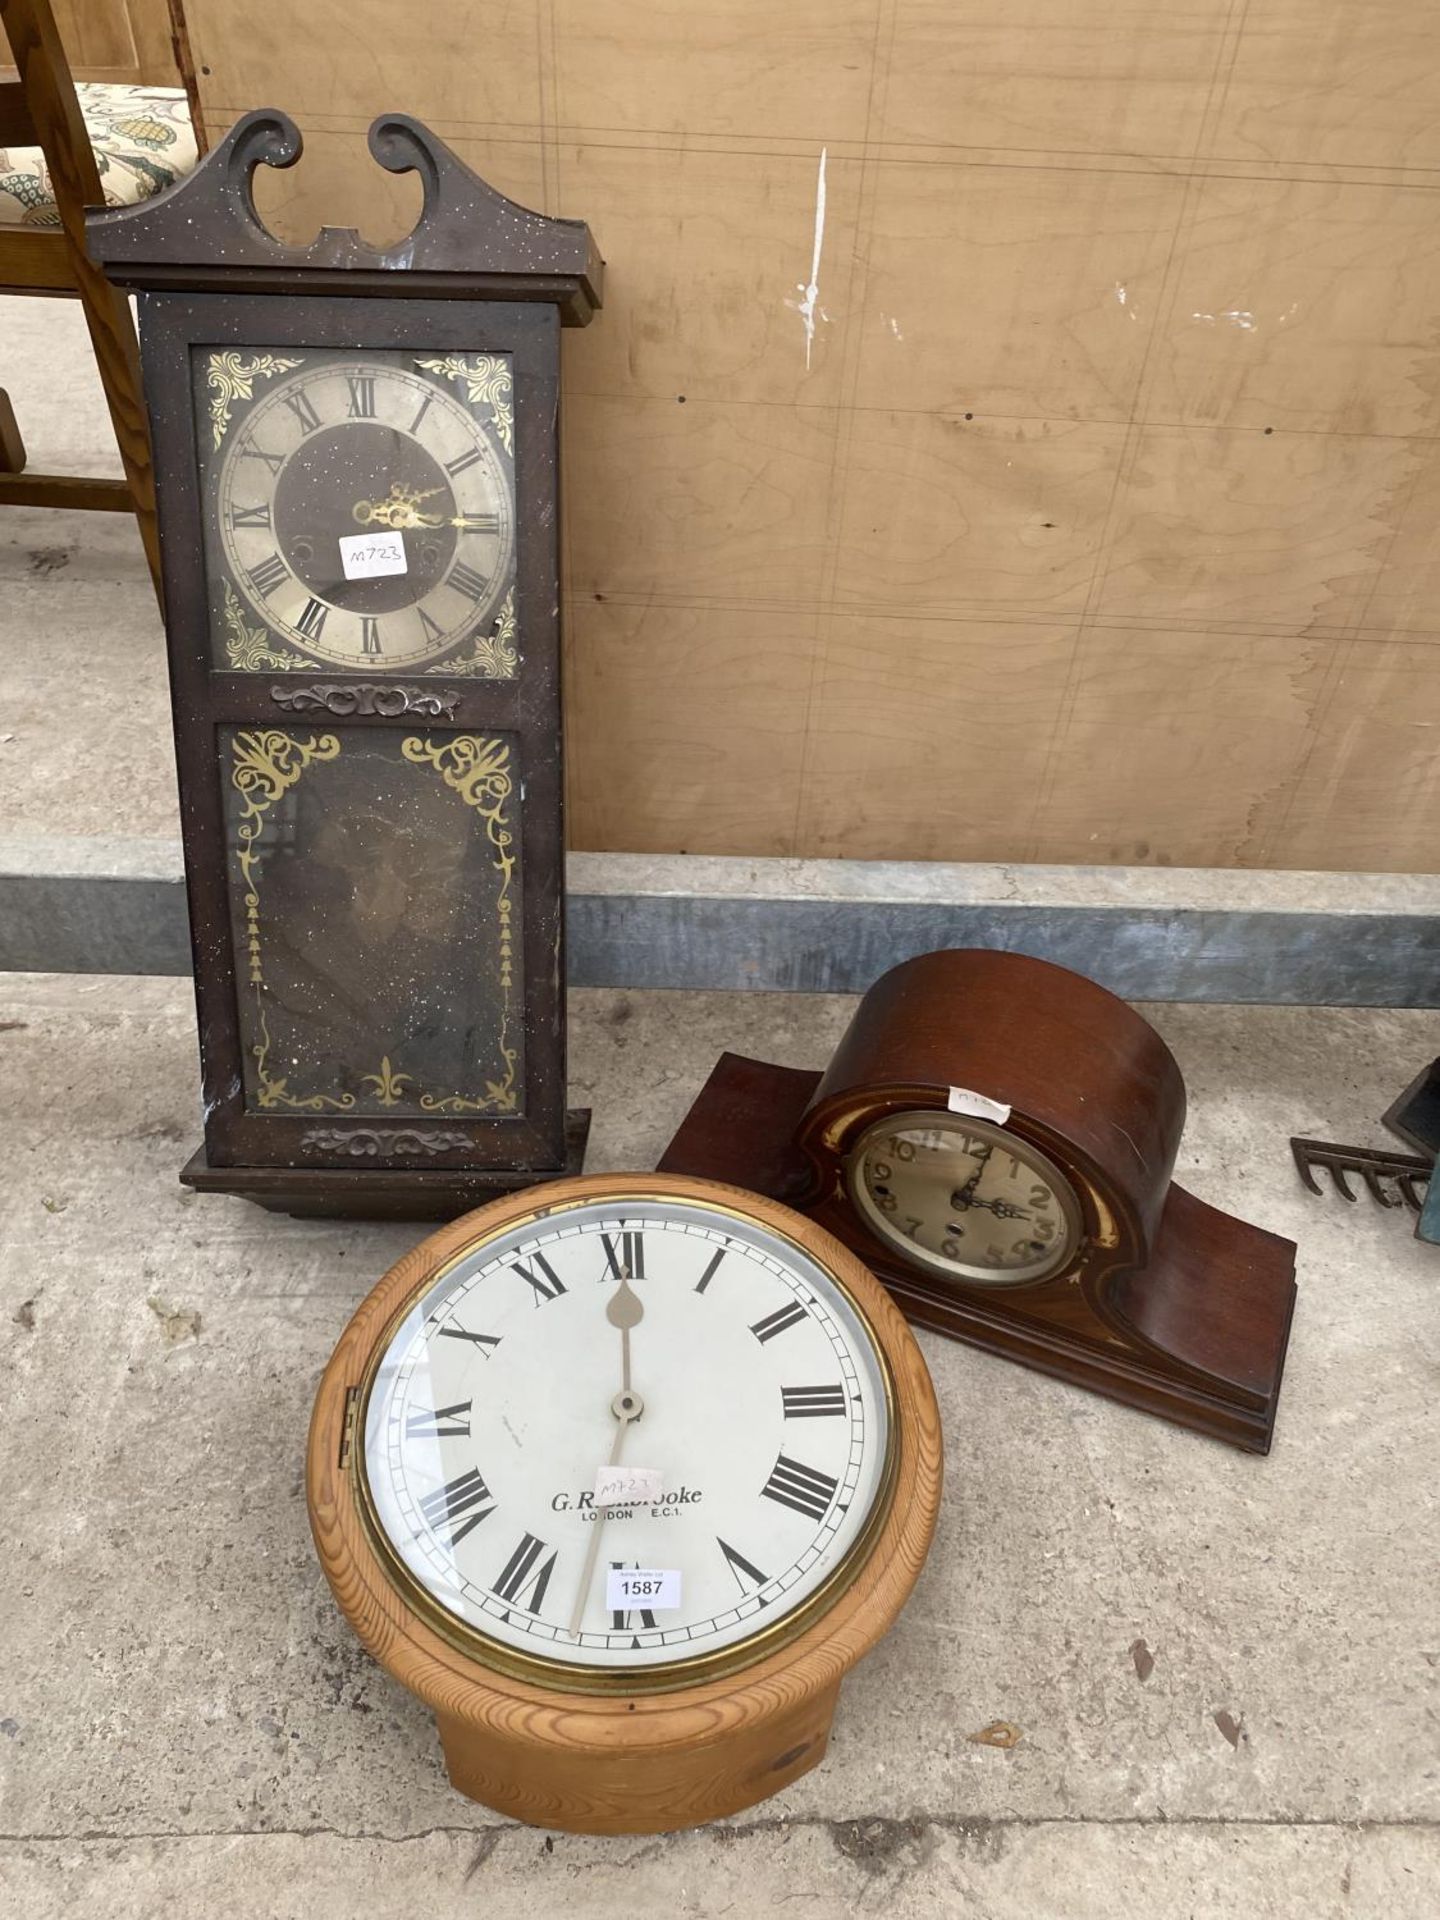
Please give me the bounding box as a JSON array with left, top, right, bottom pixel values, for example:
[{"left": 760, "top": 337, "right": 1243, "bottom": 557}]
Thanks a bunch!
[
  {"left": 351, "top": 484, "right": 446, "bottom": 530},
  {"left": 567, "top": 1273, "right": 646, "bottom": 1636}
]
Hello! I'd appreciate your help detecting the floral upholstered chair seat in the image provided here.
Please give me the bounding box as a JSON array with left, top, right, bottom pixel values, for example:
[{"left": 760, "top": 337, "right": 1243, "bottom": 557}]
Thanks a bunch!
[{"left": 0, "top": 83, "right": 196, "bottom": 226}]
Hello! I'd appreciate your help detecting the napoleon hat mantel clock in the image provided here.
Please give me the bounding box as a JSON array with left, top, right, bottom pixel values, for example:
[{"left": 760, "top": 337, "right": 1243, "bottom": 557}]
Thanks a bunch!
[
  {"left": 660, "top": 950, "right": 1298, "bottom": 1453},
  {"left": 308, "top": 1173, "right": 942, "bottom": 1833},
  {"left": 87, "top": 112, "right": 602, "bottom": 1218}
]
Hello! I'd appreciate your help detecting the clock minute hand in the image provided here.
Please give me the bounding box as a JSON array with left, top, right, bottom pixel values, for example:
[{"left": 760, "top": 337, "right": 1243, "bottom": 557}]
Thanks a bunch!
[
  {"left": 566, "top": 1271, "right": 646, "bottom": 1637},
  {"left": 951, "top": 1143, "right": 995, "bottom": 1212}
]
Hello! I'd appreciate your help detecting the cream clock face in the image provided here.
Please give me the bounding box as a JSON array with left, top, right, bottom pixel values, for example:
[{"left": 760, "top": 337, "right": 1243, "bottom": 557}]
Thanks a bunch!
[
  {"left": 360, "top": 1194, "right": 894, "bottom": 1680},
  {"left": 209, "top": 351, "right": 515, "bottom": 669},
  {"left": 848, "top": 1110, "right": 1083, "bottom": 1287}
]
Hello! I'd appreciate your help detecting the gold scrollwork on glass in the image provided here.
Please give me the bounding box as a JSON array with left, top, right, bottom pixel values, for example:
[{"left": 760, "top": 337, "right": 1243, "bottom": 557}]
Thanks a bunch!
[
  {"left": 230, "top": 728, "right": 354, "bottom": 1112},
  {"left": 222, "top": 580, "right": 303, "bottom": 673},
  {"left": 206, "top": 350, "right": 303, "bottom": 447},
  {"left": 428, "top": 586, "right": 517, "bottom": 682},
  {"left": 400, "top": 733, "right": 519, "bottom": 1113},
  {"left": 414, "top": 353, "right": 514, "bottom": 457},
  {"left": 229, "top": 729, "right": 521, "bottom": 1120},
  {"left": 359, "top": 1056, "right": 412, "bottom": 1108}
]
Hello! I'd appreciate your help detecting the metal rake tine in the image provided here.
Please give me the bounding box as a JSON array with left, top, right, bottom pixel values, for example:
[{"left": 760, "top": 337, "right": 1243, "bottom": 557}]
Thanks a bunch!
[
  {"left": 1291, "top": 1139, "right": 1326, "bottom": 1197},
  {"left": 1398, "top": 1175, "right": 1428, "bottom": 1214},
  {"left": 1361, "top": 1165, "right": 1400, "bottom": 1208},
  {"left": 1327, "top": 1163, "right": 1359, "bottom": 1203}
]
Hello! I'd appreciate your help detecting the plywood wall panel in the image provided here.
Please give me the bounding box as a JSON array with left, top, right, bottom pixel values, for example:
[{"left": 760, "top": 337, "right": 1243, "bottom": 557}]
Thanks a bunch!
[
  {"left": 877, "top": 2, "right": 1235, "bottom": 158},
  {"left": 564, "top": 600, "right": 820, "bottom": 856},
  {"left": 854, "top": 163, "right": 1183, "bottom": 422},
  {"left": 1029, "top": 628, "right": 1329, "bottom": 868},
  {"left": 1092, "top": 428, "right": 1405, "bottom": 634},
  {"left": 831, "top": 414, "right": 1119, "bottom": 619},
  {"left": 796, "top": 616, "right": 1079, "bottom": 863},
  {"left": 1148, "top": 180, "right": 1440, "bottom": 438},
  {"left": 182, "top": 0, "right": 1440, "bottom": 872}
]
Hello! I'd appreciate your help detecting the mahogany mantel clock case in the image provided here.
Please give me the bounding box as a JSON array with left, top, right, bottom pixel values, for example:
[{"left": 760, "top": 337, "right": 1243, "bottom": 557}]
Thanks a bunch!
[
  {"left": 660, "top": 950, "right": 1298, "bottom": 1453},
  {"left": 87, "top": 111, "right": 602, "bottom": 1219}
]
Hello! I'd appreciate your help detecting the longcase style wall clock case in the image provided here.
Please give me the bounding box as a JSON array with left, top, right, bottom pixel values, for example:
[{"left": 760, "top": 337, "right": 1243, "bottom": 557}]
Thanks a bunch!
[
  {"left": 87, "top": 111, "right": 603, "bottom": 1219},
  {"left": 661, "top": 950, "right": 1299, "bottom": 1453}
]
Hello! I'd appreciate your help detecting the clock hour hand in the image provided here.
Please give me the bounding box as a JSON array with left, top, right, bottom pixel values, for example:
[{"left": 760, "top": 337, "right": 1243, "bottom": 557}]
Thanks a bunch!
[
  {"left": 352, "top": 483, "right": 445, "bottom": 530},
  {"left": 964, "top": 1196, "right": 1033, "bottom": 1221}
]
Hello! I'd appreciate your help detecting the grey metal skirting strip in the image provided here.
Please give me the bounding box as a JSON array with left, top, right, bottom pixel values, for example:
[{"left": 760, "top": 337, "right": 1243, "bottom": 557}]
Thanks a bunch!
[{"left": 2, "top": 838, "right": 1438, "bottom": 1005}]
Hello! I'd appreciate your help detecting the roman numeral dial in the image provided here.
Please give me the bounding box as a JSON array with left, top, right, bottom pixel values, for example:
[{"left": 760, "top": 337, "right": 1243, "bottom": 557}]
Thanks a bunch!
[
  {"left": 212, "top": 353, "right": 516, "bottom": 671},
  {"left": 362, "top": 1198, "right": 893, "bottom": 1677}
]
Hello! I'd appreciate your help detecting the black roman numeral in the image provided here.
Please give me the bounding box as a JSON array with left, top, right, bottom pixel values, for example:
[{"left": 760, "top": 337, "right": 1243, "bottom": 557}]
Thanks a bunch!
[
  {"left": 760, "top": 1454, "right": 839, "bottom": 1523},
  {"left": 410, "top": 391, "right": 435, "bottom": 434},
  {"left": 511, "top": 1252, "right": 566, "bottom": 1304},
  {"left": 694, "top": 1248, "right": 726, "bottom": 1295},
  {"left": 361, "top": 616, "right": 382, "bottom": 656},
  {"left": 444, "top": 445, "right": 484, "bottom": 477},
  {"left": 493, "top": 1533, "right": 557, "bottom": 1613},
  {"left": 241, "top": 445, "right": 285, "bottom": 474},
  {"left": 283, "top": 388, "right": 322, "bottom": 434},
  {"left": 437, "top": 1324, "right": 501, "bottom": 1355},
  {"left": 418, "top": 605, "right": 445, "bottom": 643},
  {"left": 406, "top": 1399, "right": 473, "bottom": 1439},
  {"left": 781, "top": 1385, "right": 848, "bottom": 1419},
  {"left": 295, "top": 597, "right": 328, "bottom": 641},
  {"left": 600, "top": 1231, "right": 645, "bottom": 1281},
  {"left": 609, "top": 1561, "right": 657, "bottom": 1632},
  {"left": 717, "top": 1537, "right": 768, "bottom": 1594},
  {"left": 346, "top": 375, "right": 376, "bottom": 418},
  {"left": 750, "top": 1300, "right": 808, "bottom": 1344},
  {"left": 247, "top": 551, "right": 288, "bottom": 597},
  {"left": 458, "top": 511, "right": 500, "bottom": 535},
  {"left": 448, "top": 561, "right": 490, "bottom": 601},
  {"left": 419, "top": 1468, "right": 495, "bottom": 1546},
  {"left": 229, "top": 501, "right": 271, "bottom": 529}
]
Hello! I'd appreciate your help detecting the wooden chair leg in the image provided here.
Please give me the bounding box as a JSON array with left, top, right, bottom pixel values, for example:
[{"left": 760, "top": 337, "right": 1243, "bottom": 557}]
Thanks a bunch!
[
  {"left": 74, "top": 274, "right": 165, "bottom": 606},
  {"left": 3, "top": 0, "right": 165, "bottom": 611},
  {"left": 0, "top": 387, "right": 26, "bottom": 472}
]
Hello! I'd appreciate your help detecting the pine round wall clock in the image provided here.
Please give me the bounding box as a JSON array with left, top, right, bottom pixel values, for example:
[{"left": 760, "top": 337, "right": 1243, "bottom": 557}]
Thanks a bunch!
[
  {"left": 307, "top": 1173, "right": 942, "bottom": 1834},
  {"left": 659, "top": 950, "right": 1299, "bottom": 1454}
]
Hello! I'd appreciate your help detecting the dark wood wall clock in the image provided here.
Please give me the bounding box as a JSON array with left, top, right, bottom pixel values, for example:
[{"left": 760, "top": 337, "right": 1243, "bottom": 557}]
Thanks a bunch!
[
  {"left": 659, "top": 950, "right": 1298, "bottom": 1453},
  {"left": 307, "top": 1173, "right": 942, "bottom": 1834},
  {"left": 87, "top": 110, "right": 602, "bottom": 1219}
]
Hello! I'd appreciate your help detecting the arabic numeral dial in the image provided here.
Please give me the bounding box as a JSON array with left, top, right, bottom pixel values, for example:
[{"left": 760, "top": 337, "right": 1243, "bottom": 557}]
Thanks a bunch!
[{"left": 847, "top": 1108, "right": 1084, "bottom": 1289}]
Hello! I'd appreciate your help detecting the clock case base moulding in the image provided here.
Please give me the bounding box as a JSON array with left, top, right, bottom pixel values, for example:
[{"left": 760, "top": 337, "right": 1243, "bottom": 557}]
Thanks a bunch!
[
  {"left": 657, "top": 951, "right": 1298, "bottom": 1455},
  {"left": 179, "top": 1108, "right": 591, "bottom": 1220}
]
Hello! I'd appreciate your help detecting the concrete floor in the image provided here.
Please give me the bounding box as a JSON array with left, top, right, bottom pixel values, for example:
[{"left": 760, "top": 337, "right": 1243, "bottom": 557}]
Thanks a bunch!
[
  {"left": 3, "top": 292, "right": 1439, "bottom": 1913},
  {"left": 1, "top": 976, "right": 1438, "bottom": 1917}
]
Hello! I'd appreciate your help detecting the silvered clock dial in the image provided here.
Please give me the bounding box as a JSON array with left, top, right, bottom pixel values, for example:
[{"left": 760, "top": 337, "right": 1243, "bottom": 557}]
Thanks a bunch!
[{"left": 848, "top": 1110, "right": 1082, "bottom": 1286}]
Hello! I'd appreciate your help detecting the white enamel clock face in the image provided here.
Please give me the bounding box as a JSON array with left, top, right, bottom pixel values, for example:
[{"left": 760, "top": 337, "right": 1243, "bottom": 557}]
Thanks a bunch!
[
  {"left": 214, "top": 352, "right": 515, "bottom": 668},
  {"left": 360, "top": 1194, "right": 893, "bottom": 1679},
  {"left": 848, "top": 1110, "right": 1083, "bottom": 1287}
]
